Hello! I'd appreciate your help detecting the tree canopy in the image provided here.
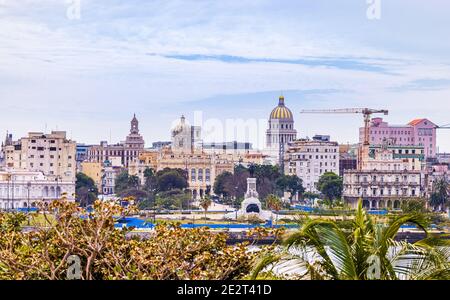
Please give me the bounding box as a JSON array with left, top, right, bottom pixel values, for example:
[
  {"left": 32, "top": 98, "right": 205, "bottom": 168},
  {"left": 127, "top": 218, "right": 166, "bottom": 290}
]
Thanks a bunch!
[
  {"left": 429, "top": 177, "right": 449, "bottom": 212},
  {"left": 317, "top": 172, "right": 343, "bottom": 204},
  {"left": 213, "top": 164, "right": 304, "bottom": 201},
  {"left": 156, "top": 168, "right": 188, "bottom": 192},
  {"left": 0, "top": 200, "right": 257, "bottom": 280},
  {"left": 252, "top": 200, "right": 450, "bottom": 280},
  {"left": 75, "top": 173, "right": 98, "bottom": 207}
]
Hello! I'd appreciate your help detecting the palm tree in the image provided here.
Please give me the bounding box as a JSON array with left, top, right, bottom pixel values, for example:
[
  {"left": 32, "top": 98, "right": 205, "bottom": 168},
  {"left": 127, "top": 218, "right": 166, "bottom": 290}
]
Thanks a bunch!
[
  {"left": 200, "top": 197, "right": 212, "bottom": 220},
  {"left": 251, "top": 199, "right": 450, "bottom": 280},
  {"left": 266, "top": 194, "right": 282, "bottom": 226},
  {"left": 430, "top": 176, "right": 449, "bottom": 212}
]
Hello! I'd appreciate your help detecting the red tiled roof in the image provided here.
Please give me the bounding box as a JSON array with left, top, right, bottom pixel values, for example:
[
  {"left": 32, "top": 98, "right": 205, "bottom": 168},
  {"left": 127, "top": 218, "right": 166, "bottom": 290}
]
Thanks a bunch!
[
  {"left": 408, "top": 119, "right": 425, "bottom": 126},
  {"left": 408, "top": 118, "right": 437, "bottom": 127}
]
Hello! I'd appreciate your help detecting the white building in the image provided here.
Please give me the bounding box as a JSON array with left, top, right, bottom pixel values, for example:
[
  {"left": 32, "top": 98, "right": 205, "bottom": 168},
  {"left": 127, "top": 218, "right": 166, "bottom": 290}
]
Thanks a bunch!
[
  {"left": 202, "top": 141, "right": 253, "bottom": 155},
  {"left": 1, "top": 131, "right": 77, "bottom": 183},
  {"left": 343, "top": 143, "right": 426, "bottom": 210},
  {"left": 265, "top": 96, "right": 297, "bottom": 165},
  {"left": 86, "top": 115, "right": 145, "bottom": 168},
  {"left": 101, "top": 160, "right": 121, "bottom": 195},
  {"left": 284, "top": 137, "right": 340, "bottom": 193},
  {"left": 171, "top": 115, "right": 202, "bottom": 154},
  {"left": 0, "top": 168, "right": 75, "bottom": 210}
]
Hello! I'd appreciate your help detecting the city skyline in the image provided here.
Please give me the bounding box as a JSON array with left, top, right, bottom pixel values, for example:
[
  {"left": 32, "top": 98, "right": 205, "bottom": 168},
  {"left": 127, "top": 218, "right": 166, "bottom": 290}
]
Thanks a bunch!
[{"left": 1, "top": 1, "right": 450, "bottom": 150}]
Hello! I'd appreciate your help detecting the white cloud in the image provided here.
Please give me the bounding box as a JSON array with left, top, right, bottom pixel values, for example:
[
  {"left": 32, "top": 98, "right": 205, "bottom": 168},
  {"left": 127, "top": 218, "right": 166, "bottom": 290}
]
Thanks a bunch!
[{"left": 0, "top": 0, "right": 449, "bottom": 151}]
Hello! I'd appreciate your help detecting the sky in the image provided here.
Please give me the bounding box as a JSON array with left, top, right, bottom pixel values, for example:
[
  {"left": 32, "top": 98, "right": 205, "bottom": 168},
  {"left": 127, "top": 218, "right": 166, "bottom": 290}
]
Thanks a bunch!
[{"left": 1, "top": 0, "right": 450, "bottom": 151}]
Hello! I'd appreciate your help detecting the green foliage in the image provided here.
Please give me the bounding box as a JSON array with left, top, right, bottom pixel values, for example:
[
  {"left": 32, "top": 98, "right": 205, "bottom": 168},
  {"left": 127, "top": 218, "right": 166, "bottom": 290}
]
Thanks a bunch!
[
  {"left": 75, "top": 173, "right": 99, "bottom": 207},
  {"left": 303, "top": 192, "right": 321, "bottom": 200},
  {"left": 430, "top": 176, "right": 449, "bottom": 212},
  {"left": 237, "top": 214, "right": 265, "bottom": 225},
  {"left": 213, "top": 171, "right": 233, "bottom": 197},
  {"left": 275, "top": 175, "right": 305, "bottom": 201},
  {"left": 114, "top": 170, "right": 140, "bottom": 194},
  {"left": 317, "top": 172, "right": 343, "bottom": 204},
  {"left": 213, "top": 164, "right": 290, "bottom": 200},
  {"left": 0, "top": 213, "right": 27, "bottom": 233},
  {"left": 137, "top": 197, "right": 155, "bottom": 210},
  {"left": 115, "top": 168, "right": 190, "bottom": 209},
  {"left": 265, "top": 194, "right": 282, "bottom": 212},
  {"left": 155, "top": 189, "right": 191, "bottom": 210},
  {"left": 0, "top": 200, "right": 256, "bottom": 280},
  {"left": 252, "top": 199, "right": 450, "bottom": 280},
  {"left": 200, "top": 196, "right": 212, "bottom": 218},
  {"left": 401, "top": 198, "right": 428, "bottom": 214},
  {"left": 143, "top": 167, "right": 158, "bottom": 193},
  {"left": 156, "top": 168, "right": 188, "bottom": 192}
]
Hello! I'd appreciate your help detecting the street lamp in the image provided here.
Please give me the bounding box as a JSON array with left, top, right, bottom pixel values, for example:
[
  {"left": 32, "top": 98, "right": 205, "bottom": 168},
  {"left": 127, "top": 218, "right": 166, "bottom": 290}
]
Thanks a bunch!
[
  {"left": 27, "top": 181, "right": 31, "bottom": 226},
  {"left": 55, "top": 175, "right": 62, "bottom": 200},
  {"left": 235, "top": 186, "right": 238, "bottom": 220},
  {"left": 11, "top": 173, "right": 15, "bottom": 210},
  {"left": 6, "top": 173, "right": 10, "bottom": 211},
  {"left": 6, "top": 172, "right": 14, "bottom": 211}
]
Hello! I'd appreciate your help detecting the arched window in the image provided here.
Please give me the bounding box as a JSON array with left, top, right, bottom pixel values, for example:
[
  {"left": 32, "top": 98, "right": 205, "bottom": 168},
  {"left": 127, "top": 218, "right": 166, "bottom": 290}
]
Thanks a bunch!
[
  {"left": 43, "top": 186, "right": 49, "bottom": 198},
  {"left": 191, "top": 169, "right": 196, "bottom": 182},
  {"left": 50, "top": 186, "right": 56, "bottom": 198},
  {"left": 198, "top": 169, "right": 203, "bottom": 182},
  {"left": 205, "top": 169, "right": 211, "bottom": 182}
]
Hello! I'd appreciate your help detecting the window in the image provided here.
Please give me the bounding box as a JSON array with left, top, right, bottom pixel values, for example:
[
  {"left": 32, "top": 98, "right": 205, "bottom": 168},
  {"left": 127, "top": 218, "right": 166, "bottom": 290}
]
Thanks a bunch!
[
  {"left": 191, "top": 169, "right": 196, "bottom": 182},
  {"left": 205, "top": 169, "right": 210, "bottom": 182},
  {"left": 198, "top": 169, "right": 203, "bottom": 182}
]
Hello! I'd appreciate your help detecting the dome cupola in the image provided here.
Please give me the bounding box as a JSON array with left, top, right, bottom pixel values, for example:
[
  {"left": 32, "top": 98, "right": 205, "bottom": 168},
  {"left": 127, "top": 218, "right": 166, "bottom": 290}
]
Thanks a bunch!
[{"left": 270, "top": 96, "right": 293, "bottom": 120}]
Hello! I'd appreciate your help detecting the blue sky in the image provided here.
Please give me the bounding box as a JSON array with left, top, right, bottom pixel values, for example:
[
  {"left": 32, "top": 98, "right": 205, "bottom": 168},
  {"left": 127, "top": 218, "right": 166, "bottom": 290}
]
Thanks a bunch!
[{"left": 1, "top": 0, "right": 450, "bottom": 151}]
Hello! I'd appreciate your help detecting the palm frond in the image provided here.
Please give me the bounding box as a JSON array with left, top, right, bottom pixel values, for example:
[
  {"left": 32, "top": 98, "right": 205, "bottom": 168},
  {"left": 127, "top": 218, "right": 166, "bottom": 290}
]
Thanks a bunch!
[{"left": 250, "top": 251, "right": 282, "bottom": 280}]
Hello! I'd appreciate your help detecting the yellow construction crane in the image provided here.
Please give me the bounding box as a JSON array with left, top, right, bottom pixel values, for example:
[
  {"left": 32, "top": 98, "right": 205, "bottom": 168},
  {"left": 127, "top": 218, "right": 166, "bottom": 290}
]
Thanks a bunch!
[
  {"left": 300, "top": 108, "right": 389, "bottom": 145},
  {"left": 299, "top": 108, "right": 389, "bottom": 170}
]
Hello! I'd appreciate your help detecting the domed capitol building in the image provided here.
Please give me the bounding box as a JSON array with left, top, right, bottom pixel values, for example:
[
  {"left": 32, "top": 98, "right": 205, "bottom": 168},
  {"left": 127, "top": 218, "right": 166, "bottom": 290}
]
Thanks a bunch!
[{"left": 266, "top": 95, "right": 297, "bottom": 164}]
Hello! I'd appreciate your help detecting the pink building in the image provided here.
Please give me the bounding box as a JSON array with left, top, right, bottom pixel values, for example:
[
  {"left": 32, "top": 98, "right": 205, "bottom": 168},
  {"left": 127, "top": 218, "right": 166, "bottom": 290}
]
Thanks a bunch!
[{"left": 359, "top": 118, "right": 437, "bottom": 158}]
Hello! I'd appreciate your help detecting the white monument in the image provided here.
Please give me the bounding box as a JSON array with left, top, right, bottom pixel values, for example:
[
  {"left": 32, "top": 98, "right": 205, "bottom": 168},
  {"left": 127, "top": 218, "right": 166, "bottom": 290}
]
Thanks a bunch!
[{"left": 224, "top": 178, "right": 276, "bottom": 221}]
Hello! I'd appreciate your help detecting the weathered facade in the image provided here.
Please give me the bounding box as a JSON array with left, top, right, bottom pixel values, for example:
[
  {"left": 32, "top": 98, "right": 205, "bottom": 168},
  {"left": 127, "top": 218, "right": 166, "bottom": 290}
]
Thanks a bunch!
[
  {"left": 86, "top": 115, "right": 145, "bottom": 168},
  {"left": 284, "top": 137, "right": 340, "bottom": 193},
  {"left": 0, "top": 169, "right": 75, "bottom": 210},
  {"left": 1, "top": 131, "right": 76, "bottom": 183},
  {"left": 343, "top": 143, "right": 426, "bottom": 209}
]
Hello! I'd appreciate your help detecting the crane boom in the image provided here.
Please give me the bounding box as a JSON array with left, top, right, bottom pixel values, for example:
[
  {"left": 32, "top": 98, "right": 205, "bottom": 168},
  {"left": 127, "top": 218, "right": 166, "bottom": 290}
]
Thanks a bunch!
[
  {"left": 300, "top": 108, "right": 388, "bottom": 115},
  {"left": 299, "top": 107, "right": 389, "bottom": 170}
]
